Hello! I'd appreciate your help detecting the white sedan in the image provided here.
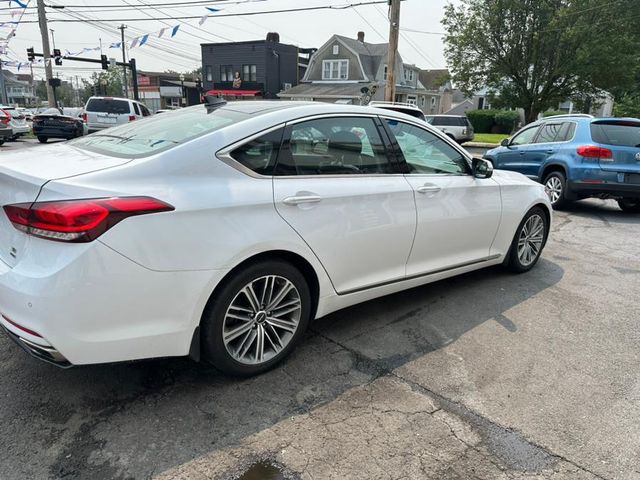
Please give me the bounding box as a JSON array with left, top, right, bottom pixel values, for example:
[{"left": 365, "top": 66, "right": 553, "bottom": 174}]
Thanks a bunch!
[{"left": 0, "top": 101, "right": 551, "bottom": 375}]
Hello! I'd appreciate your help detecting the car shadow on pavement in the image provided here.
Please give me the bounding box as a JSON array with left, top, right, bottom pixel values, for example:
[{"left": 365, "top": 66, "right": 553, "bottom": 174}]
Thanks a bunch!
[
  {"left": 0, "top": 258, "right": 564, "bottom": 480},
  {"left": 558, "top": 198, "right": 640, "bottom": 225}
]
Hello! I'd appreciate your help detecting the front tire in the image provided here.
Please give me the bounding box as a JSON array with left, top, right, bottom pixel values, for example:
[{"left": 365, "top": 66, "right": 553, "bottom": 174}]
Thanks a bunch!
[
  {"left": 618, "top": 198, "right": 640, "bottom": 213},
  {"left": 505, "top": 206, "right": 549, "bottom": 273},
  {"left": 201, "top": 260, "right": 312, "bottom": 376},
  {"left": 543, "top": 171, "right": 569, "bottom": 209},
  {"left": 37, "top": 136, "right": 48, "bottom": 143}
]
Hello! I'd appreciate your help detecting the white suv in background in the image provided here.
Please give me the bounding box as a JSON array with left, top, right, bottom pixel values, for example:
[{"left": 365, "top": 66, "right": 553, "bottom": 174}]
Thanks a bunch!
[
  {"left": 425, "top": 115, "right": 474, "bottom": 143},
  {"left": 83, "top": 96, "right": 151, "bottom": 133},
  {"left": 0, "top": 106, "right": 30, "bottom": 140}
]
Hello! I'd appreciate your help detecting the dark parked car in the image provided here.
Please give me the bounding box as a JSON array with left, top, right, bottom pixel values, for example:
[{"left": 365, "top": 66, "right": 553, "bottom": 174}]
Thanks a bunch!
[
  {"left": 483, "top": 114, "right": 640, "bottom": 212},
  {"left": 32, "top": 108, "right": 86, "bottom": 143}
]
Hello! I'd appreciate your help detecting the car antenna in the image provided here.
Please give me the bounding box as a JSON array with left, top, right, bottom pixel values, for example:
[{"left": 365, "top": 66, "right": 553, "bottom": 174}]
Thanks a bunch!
[{"left": 204, "top": 95, "right": 227, "bottom": 113}]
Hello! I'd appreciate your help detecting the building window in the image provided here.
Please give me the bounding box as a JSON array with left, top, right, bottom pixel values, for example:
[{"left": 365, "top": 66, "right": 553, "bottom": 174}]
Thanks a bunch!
[
  {"left": 332, "top": 44, "right": 339, "bottom": 55},
  {"left": 322, "top": 59, "right": 348, "bottom": 80},
  {"left": 404, "top": 68, "right": 414, "bottom": 82},
  {"left": 220, "top": 65, "right": 233, "bottom": 82},
  {"left": 421, "top": 96, "right": 426, "bottom": 107},
  {"left": 205, "top": 65, "right": 213, "bottom": 82},
  {"left": 383, "top": 64, "right": 388, "bottom": 81},
  {"left": 242, "top": 64, "right": 257, "bottom": 82},
  {"left": 395, "top": 94, "right": 403, "bottom": 103},
  {"left": 407, "top": 95, "right": 417, "bottom": 106}
]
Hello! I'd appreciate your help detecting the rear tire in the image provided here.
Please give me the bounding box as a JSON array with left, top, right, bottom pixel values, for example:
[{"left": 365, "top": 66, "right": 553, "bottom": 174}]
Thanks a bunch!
[
  {"left": 37, "top": 136, "right": 48, "bottom": 143},
  {"left": 543, "top": 171, "right": 570, "bottom": 209},
  {"left": 201, "top": 260, "right": 312, "bottom": 376},
  {"left": 618, "top": 198, "right": 640, "bottom": 213},
  {"left": 505, "top": 206, "right": 549, "bottom": 273}
]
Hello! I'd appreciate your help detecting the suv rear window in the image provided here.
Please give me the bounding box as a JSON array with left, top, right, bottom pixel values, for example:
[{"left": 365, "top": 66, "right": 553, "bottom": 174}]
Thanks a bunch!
[
  {"left": 86, "top": 98, "right": 131, "bottom": 115},
  {"left": 428, "top": 116, "right": 466, "bottom": 126},
  {"left": 590, "top": 121, "right": 640, "bottom": 147}
]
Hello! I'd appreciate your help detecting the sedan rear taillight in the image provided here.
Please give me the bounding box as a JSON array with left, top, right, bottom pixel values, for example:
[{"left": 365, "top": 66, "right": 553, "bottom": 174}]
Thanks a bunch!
[
  {"left": 3, "top": 197, "right": 174, "bottom": 242},
  {"left": 576, "top": 145, "right": 613, "bottom": 161}
]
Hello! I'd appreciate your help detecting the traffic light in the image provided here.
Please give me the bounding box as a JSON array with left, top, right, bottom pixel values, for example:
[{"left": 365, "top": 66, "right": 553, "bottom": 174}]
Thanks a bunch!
[
  {"left": 53, "top": 48, "right": 62, "bottom": 66},
  {"left": 100, "top": 54, "right": 108, "bottom": 70},
  {"left": 26, "top": 47, "right": 35, "bottom": 62}
]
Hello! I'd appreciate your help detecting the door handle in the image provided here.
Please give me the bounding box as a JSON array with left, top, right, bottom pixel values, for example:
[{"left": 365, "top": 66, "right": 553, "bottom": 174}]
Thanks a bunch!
[
  {"left": 282, "top": 194, "right": 322, "bottom": 206},
  {"left": 416, "top": 184, "right": 441, "bottom": 194}
]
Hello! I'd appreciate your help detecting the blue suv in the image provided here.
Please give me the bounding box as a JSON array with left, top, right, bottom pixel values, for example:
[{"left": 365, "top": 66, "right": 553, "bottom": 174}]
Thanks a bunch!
[{"left": 483, "top": 114, "right": 640, "bottom": 211}]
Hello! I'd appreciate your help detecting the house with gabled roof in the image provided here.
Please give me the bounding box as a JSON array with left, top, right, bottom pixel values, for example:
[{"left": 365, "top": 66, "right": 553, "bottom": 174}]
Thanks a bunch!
[{"left": 278, "top": 32, "right": 441, "bottom": 113}]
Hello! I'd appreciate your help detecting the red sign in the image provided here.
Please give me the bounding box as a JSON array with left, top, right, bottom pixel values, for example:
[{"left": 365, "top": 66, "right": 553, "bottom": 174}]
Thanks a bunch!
[{"left": 137, "top": 76, "right": 151, "bottom": 86}]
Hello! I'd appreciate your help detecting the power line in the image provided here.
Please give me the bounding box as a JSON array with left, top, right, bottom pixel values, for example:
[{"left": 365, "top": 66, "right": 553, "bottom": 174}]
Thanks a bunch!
[
  {"left": 17, "top": 1, "right": 396, "bottom": 23},
  {"left": 0, "top": 0, "right": 267, "bottom": 10}
]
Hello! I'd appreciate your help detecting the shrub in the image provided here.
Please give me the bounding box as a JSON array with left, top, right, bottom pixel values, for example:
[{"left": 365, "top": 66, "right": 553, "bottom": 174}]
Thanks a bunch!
[
  {"left": 467, "top": 109, "right": 520, "bottom": 134},
  {"left": 542, "top": 110, "right": 565, "bottom": 117}
]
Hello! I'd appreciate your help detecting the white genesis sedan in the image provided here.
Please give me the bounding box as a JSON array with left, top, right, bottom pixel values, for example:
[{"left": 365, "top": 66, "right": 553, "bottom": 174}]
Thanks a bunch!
[{"left": 0, "top": 101, "right": 551, "bottom": 375}]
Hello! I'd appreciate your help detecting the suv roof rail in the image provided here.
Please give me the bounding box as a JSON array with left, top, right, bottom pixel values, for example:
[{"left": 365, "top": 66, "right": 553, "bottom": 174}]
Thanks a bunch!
[
  {"left": 542, "top": 113, "right": 594, "bottom": 120},
  {"left": 369, "top": 101, "right": 421, "bottom": 110}
]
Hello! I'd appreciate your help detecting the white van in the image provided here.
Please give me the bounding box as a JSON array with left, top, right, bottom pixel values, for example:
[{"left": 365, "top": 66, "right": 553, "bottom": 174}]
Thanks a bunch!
[{"left": 83, "top": 96, "right": 151, "bottom": 133}]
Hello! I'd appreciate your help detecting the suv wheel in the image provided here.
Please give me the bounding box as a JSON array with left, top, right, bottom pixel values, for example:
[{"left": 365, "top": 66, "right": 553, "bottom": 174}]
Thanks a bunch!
[
  {"left": 505, "top": 207, "right": 549, "bottom": 273},
  {"left": 201, "top": 260, "right": 312, "bottom": 376},
  {"left": 37, "top": 136, "right": 48, "bottom": 143},
  {"left": 543, "top": 171, "right": 569, "bottom": 209},
  {"left": 617, "top": 198, "right": 640, "bottom": 213}
]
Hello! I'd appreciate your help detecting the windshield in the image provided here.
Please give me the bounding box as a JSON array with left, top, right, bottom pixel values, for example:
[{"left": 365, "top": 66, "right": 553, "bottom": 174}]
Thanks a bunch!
[{"left": 71, "top": 105, "right": 248, "bottom": 157}]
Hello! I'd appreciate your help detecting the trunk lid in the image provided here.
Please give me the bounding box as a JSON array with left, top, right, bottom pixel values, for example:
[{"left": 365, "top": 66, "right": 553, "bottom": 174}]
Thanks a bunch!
[{"left": 0, "top": 143, "right": 132, "bottom": 267}]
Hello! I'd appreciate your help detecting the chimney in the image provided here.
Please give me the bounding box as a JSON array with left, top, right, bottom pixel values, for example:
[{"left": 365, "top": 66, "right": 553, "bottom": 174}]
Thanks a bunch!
[
  {"left": 357, "top": 31, "right": 365, "bottom": 42},
  {"left": 266, "top": 32, "right": 280, "bottom": 43}
]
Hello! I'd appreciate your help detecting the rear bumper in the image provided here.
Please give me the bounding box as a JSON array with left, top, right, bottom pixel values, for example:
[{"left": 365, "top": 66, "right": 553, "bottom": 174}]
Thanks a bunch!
[
  {"left": 0, "top": 127, "right": 11, "bottom": 139},
  {"left": 10, "top": 125, "right": 29, "bottom": 135},
  {"left": 0, "top": 241, "right": 228, "bottom": 366},
  {"left": 33, "top": 125, "right": 79, "bottom": 137},
  {"left": 568, "top": 181, "right": 640, "bottom": 198}
]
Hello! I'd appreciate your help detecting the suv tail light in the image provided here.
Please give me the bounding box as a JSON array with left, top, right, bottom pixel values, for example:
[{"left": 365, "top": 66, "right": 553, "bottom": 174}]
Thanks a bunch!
[
  {"left": 81, "top": 112, "right": 87, "bottom": 123},
  {"left": 3, "top": 197, "right": 174, "bottom": 242},
  {"left": 577, "top": 145, "right": 613, "bottom": 161},
  {"left": 128, "top": 115, "right": 136, "bottom": 122}
]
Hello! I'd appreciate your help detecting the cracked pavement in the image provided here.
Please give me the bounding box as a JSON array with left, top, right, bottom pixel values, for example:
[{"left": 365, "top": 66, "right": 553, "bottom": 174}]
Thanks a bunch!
[{"left": 0, "top": 198, "right": 638, "bottom": 479}]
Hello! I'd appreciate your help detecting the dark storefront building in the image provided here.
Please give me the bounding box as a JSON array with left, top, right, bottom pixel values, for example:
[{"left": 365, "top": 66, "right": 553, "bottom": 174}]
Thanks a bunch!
[{"left": 201, "top": 33, "right": 304, "bottom": 99}]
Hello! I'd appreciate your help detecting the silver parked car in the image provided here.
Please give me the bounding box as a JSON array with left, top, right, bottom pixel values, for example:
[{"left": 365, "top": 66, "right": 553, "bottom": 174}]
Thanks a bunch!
[{"left": 425, "top": 115, "right": 474, "bottom": 143}]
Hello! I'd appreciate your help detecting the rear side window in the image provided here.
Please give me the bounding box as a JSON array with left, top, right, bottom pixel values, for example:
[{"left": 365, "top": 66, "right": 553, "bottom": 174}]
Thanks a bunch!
[
  {"left": 535, "top": 123, "right": 562, "bottom": 143},
  {"left": 86, "top": 98, "right": 131, "bottom": 115},
  {"left": 590, "top": 122, "right": 640, "bottom": 147},
  {"left": 557, "top": 122, "right": 576, "bottom": 142},
  {"left": 230, "top": 128, "right": 284, "bottom": 176}
]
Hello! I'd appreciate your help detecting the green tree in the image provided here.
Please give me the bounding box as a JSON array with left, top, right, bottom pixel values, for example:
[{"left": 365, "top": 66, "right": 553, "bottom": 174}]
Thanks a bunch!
[
  {"left": 80, "top": 69, "right": 124, "bottom": 102},
  {"left": 442, "top": 0, "right": 640, "bottom": 123}
]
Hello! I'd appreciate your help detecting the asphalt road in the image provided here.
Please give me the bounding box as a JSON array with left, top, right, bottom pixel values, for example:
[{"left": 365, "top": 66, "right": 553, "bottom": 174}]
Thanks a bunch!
[{"left": 1, "top": 140, "right": 639, "bottom": 479}]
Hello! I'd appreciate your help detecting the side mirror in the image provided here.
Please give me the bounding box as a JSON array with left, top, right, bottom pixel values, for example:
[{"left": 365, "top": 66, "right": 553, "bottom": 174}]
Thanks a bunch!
[
  {"left": 500, "top": 138, "right": 510, "bottom": 147},
  {"left": 472, "top": 157, "right": 493, "bottom": 179}
]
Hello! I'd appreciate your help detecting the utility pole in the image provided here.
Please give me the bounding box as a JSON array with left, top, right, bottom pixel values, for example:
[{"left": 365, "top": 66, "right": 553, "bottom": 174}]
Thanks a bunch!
[
  {"left": 37, "top": 0, "right": 55, "bottom": 107},
  {"left": 384, "top": 0, "right": 401, "bottom": 102},
  {"left": 119, "top": 25, "right": 128, "bottom": 98}
]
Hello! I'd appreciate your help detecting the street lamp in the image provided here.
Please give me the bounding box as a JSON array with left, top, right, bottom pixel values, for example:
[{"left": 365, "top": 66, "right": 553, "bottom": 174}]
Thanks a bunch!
[{"left": 179, "top": 73, "right": 186, "bottom": 107}]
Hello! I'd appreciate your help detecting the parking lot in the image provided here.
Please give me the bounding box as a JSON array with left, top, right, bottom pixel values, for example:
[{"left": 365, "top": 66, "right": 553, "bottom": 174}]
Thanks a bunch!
[{"left": 0, "top": 139, "right": 639, "bottom": 480}]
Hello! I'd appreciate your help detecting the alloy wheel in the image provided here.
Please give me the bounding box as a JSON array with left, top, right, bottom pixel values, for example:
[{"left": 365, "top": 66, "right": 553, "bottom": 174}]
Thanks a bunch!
[
  {"left": 517, "top": 214, "right": 545, "bottom": 267},
  {"left": 544, "top": 176, "right": 562, "bottom": 204},
  {"left": 222, "top": 275, "right": 302, "bottom": 365}
]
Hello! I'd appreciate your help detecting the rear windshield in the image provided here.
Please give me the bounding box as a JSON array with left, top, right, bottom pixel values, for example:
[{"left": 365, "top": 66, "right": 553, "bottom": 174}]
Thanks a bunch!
[
  {"left": 427, "top": 116, "right": 466, "bottom": 126},
  {"left": 590, "top": 121, "right": 640, "bottom": 147},
  {"left": 86, "top": 98, "right": 131, "bottom": 115},
  {"left": 70, "top": 105, "right": 247, "bottom": 158}
]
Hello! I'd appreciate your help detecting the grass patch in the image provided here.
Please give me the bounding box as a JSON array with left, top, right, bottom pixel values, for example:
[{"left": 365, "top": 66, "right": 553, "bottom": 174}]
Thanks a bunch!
[{"left": 471, "top": 133, "right": 509, "bottom": 144}]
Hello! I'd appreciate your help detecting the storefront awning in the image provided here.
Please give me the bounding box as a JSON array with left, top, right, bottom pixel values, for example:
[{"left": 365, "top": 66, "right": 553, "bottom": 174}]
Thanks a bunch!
[{"left": 206, "top": 89, "right": 261, "bottom": 97}]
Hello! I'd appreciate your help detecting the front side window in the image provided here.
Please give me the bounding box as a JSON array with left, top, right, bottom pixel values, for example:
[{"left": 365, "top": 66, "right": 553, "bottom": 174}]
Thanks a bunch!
[
  {"left": 510, "top": 126, "right": 540, "bottom": 146},
  {"left": 230, "top": 128, "right": 283, "bottom": 175},
  {"left": 386, "top": 119, "right": 470, "bottom": 175},
  {"left": 275, "top": 117, "right": 391, "bottom": 176},
  {"left": 322, "top": 60, "right": 348, "bottom": 80}
]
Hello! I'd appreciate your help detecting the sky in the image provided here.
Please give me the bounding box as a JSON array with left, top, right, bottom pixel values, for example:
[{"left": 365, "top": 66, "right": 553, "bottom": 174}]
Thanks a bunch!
[{"left": 1, "top": 0, "right": 454, "bottom": 84}]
